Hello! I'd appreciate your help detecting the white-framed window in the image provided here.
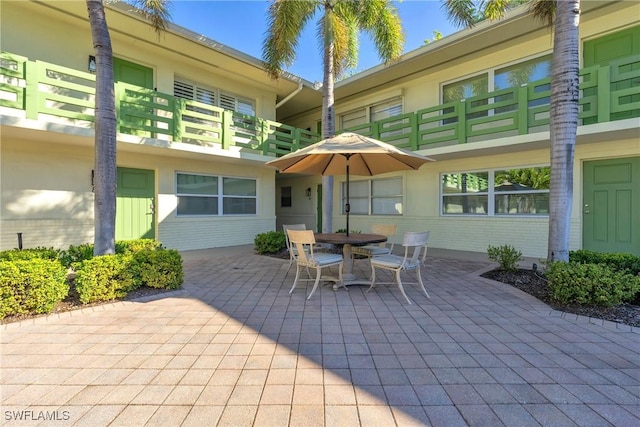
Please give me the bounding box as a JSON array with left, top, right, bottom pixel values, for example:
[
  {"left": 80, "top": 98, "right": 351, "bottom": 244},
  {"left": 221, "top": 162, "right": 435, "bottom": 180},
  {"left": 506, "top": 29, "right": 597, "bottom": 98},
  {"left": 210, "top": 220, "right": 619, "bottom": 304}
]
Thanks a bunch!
[
  {"left": 174, "top": 79, "right": 256, "bottom": 115},
  {"left": 441, "top": 166, "right": 550, "bottom": 216},
  {"left": 176, "top": 172, "right": 257, "bottom": 216},
  {"left": 441, "top": 54, "right": 552, "bottom": 103},
  {"left": 340, "top": 97, "right": 403, "bottom": 130},
  {"left": 342, "top": 177, "right": 403, "bottom": 215}
]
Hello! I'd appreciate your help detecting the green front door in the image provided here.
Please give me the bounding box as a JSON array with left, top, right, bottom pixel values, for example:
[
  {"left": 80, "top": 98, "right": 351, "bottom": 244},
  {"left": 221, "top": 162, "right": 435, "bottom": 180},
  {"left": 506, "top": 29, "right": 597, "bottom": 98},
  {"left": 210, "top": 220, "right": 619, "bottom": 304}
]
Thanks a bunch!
[
  {"left": 116, "top": 167, "right": 155, "bottom": 240},
  {"left": 583, "top": 157, "right": 639, "bottom": 255}
]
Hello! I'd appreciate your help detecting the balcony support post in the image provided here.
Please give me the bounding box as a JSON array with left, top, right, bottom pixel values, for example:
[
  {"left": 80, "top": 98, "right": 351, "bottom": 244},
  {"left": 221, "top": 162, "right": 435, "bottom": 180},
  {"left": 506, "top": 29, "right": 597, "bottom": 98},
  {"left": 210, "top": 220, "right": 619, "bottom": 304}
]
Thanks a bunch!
[
  {"left": 518, "top": 85, "right": 528, "bottom": 135},
  {"left": 457, "top": 101, "right": 466, "bottom": 144},
  {"left": 222, "top": 110, "right": 233, "bottom": 150},
  {"left": 25, "top": 60, "right": 38, "bottom": 120},
  {"left": 597, "top": 65, "right": 610, "bottom": 123}
]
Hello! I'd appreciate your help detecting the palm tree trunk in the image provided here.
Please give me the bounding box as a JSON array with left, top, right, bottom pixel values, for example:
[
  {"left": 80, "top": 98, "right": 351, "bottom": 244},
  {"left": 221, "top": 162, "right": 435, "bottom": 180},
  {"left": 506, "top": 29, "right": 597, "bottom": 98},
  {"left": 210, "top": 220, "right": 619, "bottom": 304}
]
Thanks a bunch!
[
  {"left": 547, "top": 0, "right": 580, "bottom": 262},
  {"left": 87, "top": 0, "right": 117, "bottom": 255},
  {"left": 321, "top": 8, "right": 335, "bottom": 234}
]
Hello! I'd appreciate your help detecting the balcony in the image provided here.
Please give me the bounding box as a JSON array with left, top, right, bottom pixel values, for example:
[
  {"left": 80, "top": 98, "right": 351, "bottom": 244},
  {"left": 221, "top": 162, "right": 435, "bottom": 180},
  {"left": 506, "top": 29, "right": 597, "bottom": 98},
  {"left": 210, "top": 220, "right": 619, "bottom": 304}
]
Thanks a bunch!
[
  {"left": 1, "top": 51, "right": 638, "bottom": 157},
  {"left": 0, "top": 51, "right": 319, "bottom": 157},
  {"left": 345, "top": 54, "right": 640, "bottom": 151}
]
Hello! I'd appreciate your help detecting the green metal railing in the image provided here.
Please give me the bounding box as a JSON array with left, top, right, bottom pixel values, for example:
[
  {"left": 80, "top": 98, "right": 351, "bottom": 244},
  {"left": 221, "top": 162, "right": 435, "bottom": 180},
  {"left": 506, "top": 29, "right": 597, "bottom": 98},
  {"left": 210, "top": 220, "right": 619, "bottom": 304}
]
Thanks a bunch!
[
  {"left": 345, "top": 54, "right": 640, "bottom": 150},
  {"left": 1, "top": 51, "right": 638, "bottom": 156},
  {"left": 0, "top": 51, "right": 319, "bottom": 156}
]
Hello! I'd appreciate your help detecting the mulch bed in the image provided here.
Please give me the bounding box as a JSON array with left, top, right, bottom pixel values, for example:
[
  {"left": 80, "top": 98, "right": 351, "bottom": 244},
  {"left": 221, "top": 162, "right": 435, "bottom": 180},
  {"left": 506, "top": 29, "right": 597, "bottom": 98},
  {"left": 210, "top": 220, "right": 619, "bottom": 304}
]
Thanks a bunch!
[{"left": 481, "top": 268, "right": 640, "bottom": 328}]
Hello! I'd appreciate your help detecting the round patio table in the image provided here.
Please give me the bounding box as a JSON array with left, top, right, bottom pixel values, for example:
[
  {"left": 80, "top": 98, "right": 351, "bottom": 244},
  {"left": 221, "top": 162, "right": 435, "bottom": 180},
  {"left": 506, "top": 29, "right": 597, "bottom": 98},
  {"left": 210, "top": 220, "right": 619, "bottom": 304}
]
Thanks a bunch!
[{"left": 314, "top": 233, "right": 387, "bottom": 286}]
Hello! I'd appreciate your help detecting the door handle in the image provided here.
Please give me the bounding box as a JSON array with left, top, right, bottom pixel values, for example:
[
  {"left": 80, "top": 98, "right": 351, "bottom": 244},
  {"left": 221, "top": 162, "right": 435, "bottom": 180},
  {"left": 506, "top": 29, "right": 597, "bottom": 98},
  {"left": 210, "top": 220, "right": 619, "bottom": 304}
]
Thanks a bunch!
[{"left": 584, "top": 203, "right": 589, "bottom": 215}]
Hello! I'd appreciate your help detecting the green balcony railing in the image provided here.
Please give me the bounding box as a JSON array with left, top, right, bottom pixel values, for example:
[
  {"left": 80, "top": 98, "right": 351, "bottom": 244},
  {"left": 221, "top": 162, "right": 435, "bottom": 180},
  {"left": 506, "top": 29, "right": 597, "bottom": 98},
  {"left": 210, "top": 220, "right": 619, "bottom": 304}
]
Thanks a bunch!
[
  {"left": 344, "top": 54, "right": 640, "bottom": 150},
  {"left": 1, "top": 51, "right": 638, "bottom": 157},
  {"left": 0, "top": 51, "right": 319, "bottom": 157}
]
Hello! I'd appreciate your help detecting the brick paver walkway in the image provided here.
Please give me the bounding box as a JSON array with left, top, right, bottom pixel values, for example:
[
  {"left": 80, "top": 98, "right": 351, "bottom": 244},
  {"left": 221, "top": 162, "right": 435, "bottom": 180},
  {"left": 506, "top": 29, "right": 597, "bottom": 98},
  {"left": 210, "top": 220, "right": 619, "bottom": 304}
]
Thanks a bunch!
[{"left": 1, "top": 246, "right": 638, "bottom": 426}]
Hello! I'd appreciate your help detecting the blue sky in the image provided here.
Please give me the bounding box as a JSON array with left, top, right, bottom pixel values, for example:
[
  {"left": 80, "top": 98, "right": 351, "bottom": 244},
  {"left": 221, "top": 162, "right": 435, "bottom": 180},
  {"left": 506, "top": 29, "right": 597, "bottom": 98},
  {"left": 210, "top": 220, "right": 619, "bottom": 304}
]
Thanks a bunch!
[{"left": 168, "top": 1, "right": 458, "bottom": 83}]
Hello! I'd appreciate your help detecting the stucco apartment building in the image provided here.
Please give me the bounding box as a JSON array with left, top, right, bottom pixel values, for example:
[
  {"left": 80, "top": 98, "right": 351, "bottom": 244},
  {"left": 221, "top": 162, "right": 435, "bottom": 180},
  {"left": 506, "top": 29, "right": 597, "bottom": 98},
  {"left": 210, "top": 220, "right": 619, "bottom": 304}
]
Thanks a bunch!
[{"left": 1, "top": 1, "right": 638, "bottom": 258}]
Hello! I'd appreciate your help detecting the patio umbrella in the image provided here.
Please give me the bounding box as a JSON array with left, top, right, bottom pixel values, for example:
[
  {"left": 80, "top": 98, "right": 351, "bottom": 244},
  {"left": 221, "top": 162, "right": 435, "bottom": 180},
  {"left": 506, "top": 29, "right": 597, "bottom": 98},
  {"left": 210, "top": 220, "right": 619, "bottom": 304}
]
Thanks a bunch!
[{"left": 266, "top": 132, "right": 435, "bottom": 236}]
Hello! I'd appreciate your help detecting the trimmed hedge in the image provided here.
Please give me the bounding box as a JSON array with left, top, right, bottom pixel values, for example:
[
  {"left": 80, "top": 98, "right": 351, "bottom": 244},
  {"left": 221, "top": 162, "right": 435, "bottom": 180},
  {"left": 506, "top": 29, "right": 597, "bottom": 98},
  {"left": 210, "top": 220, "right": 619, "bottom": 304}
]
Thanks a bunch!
[
  {"left": 0, "top": 259, "right": 68, "bottom": 318},
  {"left": 1, "top": 239, "right": 183, "bottom": 318},
  {"left": 116, "top": 239, "right": 163, "bottom": 254},
  {"left": 0, "top": 247, "right": 60, "bottom": 262},
  {"left": 254, "top": 231, "right": 286, "bottom": 254},
  {"left": 133, "top": 249, "right": 183, "bottom": 290},
  {"left": 74, "top": 255, "right": 139, "bottom": 304},
  {"left": 547, "top": 261, "right": 640, "bottom": 307},
  {"left": 569, "top": 249, "right": 640, "bottom": 275},
  {"left": 60, "top": 239, "right": 164, "bottom": 268}
]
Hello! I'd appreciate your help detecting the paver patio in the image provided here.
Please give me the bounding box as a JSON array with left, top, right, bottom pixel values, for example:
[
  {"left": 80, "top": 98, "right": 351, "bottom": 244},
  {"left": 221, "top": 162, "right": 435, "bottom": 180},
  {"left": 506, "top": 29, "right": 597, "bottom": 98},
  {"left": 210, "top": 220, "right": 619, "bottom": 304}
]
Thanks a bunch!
[{"left": 1, "top": 245, "right": 638, "bottom": 426}]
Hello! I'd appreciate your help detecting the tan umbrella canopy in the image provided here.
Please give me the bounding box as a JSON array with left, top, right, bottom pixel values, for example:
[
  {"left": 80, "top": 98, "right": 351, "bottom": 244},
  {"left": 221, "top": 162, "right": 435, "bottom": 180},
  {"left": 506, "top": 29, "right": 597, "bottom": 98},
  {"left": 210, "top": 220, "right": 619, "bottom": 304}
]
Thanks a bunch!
[{"left": 266, "top": 132, "right": 435, "bottom": 235}]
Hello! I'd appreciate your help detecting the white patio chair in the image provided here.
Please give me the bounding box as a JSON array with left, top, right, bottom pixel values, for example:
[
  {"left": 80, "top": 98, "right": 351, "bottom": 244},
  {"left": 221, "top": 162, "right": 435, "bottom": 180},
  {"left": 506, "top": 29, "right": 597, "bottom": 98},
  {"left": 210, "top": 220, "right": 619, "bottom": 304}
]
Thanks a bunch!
[
  {"left": 352, "top": 224, "right": 397, "bottom": 260},
  {"left": 368, "top": 231, "right": 430, "bottom": 304},
  {"left": 287, "top": 229, "right": 343, "bottom": 299},
  {"left": 283, "top": 224, "right": 307, "bottom": 274}
]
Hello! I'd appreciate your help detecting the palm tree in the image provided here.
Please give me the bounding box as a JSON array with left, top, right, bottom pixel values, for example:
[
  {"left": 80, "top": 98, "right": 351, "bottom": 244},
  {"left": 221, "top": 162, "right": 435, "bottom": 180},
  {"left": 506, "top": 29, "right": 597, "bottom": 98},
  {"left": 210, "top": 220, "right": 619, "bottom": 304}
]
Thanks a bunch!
[
  {"left": 86, "top": 0, "right": 170, "bottom": 255},
  {"left": 263, "top": 0, "right": 404, "bottom": 233},
  {"left": 441, "top": 0, "right": 579, "bottom": 262}
]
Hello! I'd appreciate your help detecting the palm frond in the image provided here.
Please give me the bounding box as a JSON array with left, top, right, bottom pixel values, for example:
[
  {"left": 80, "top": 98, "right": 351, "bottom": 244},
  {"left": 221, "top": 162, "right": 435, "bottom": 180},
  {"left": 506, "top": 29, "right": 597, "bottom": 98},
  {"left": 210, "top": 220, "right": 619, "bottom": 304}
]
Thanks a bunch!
[
  {"left": 262, "top": 0, "right": 318, "bottom": 79},
  {"left": 483, "top": 0, "right": 511, "bottom": 21},
  {"left": 133, "top": 0, "right": 171, "bottom": 35},
  {"left": 528, "top": 0, "right": 555, "bottom": 28},
  {"left": 368, "top": 4, "right": 405, "bottom": 64},
  {"left": 442, "top": 0, "right": 478, "bottom": 28}
]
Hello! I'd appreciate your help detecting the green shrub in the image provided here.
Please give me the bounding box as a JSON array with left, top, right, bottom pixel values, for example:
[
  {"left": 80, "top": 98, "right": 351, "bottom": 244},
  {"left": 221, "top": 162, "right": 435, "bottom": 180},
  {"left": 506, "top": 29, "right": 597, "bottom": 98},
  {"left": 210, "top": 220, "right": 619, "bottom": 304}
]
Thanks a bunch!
[
  {"left": 487, "top": 245, "right": 523, "bottom": 272},
  {"left": 0, "top": 259, "right": 68, "bottom": 318},
  {"left": 74, "top": 255, "right": 139, "bottom": 304},
  {"left": 59, "top": 240, "right": 164, "bottom": 268},
  {"left": 133, "top": 249, "right": 183, "bottom": 289},
  {"left": 0, "top": 247, "right": 60, "bottom": 262},
  {"left": 116, "top": 239, "right": 163, "bottom": 254},
  {"left": 547, "top": 261, "right": 640, "bottom": 307},
  {"left": 254, "top": 231, "right": 286, "bottom": 254},
  {"left": 569, "top": 249, "right": 640, "bottom": 275},
  {"left": 59, "top": 243, "right": 94, "bottom": 269}
]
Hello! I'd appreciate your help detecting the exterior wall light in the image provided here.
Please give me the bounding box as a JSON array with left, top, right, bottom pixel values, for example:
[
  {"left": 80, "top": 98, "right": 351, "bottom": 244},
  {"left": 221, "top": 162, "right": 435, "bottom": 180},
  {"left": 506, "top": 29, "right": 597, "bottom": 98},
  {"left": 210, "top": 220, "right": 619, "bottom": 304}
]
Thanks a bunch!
[
  {"left": 88, "top": 55, "right": 96, "bottom": 73},
  {"left": 305, "top": 187, "right": 312, "bottom": 199}
]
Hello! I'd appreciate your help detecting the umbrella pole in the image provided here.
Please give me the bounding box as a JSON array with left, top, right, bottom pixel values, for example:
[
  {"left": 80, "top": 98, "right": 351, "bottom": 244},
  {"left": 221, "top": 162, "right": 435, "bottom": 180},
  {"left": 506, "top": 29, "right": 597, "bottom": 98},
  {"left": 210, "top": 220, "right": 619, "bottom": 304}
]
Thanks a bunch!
[{"left": 345, "top": 155, "right": 350, "bottom": 237}]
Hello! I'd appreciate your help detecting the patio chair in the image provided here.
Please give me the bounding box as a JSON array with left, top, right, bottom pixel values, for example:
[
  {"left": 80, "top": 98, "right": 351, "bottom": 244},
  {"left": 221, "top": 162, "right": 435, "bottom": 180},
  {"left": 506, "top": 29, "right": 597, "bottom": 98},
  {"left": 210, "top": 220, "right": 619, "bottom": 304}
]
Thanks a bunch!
[
  {"left": 351, "top": 224, "right": 397, "bottom": 261},
  {"left": 287, "top": 229, "right": 343, "bottom": 299},
  {"left": 283, "top": 224, "right": 308, "bottom": 274},
  {"left": 368, "top": 231, "right": 430, "bottom": 304}
]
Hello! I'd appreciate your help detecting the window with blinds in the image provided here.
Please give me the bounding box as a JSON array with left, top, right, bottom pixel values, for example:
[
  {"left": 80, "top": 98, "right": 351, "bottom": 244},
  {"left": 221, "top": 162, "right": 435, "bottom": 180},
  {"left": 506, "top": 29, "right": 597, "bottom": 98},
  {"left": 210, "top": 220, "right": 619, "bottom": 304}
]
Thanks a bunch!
[
  {"left": 340, "top": 97, "right": 403, "bottom": 131},
  {"left": 174, "top": 79, "right": 255, "bottom": 115}
]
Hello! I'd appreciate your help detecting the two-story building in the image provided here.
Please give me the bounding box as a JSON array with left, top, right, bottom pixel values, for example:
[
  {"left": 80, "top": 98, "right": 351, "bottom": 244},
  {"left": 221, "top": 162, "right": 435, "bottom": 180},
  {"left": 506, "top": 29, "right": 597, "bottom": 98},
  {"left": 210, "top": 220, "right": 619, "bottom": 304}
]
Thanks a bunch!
[
  {"left": 1, "top": 1, "right": 638, "bottom": 258},
  {"left": 1, "top": 0, "right": 320, "bottom": 252},
  {"left": 277, "top": 1, "right": 639, "bottom": 257}
]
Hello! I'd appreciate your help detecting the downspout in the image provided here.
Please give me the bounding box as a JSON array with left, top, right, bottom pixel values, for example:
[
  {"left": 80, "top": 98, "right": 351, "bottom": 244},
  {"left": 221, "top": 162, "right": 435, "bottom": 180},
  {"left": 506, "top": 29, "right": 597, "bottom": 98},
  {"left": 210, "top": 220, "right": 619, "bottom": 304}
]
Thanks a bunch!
[{"left": 275, "top": 81, "right": 303, "bottom": 109}]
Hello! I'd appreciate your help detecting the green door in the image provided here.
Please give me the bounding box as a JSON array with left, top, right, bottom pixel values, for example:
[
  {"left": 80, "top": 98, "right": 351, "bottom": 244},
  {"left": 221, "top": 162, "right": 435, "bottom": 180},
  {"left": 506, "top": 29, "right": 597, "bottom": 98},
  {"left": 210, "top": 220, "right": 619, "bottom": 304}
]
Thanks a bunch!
[
  {"left": 583, "top": 25, "right": 640, "bottom": 124},
  {"left": 113, "top": 57, "right": 154, "bottom": 135},
  {"left": 114, "top": 57, "right": 153, "bottom": 88},
  {"left": 116, "top": 167, "right": 155, "bottom": 240},
  {"left": 583, "top": 157, "right": 639, "bottom": 255}
]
